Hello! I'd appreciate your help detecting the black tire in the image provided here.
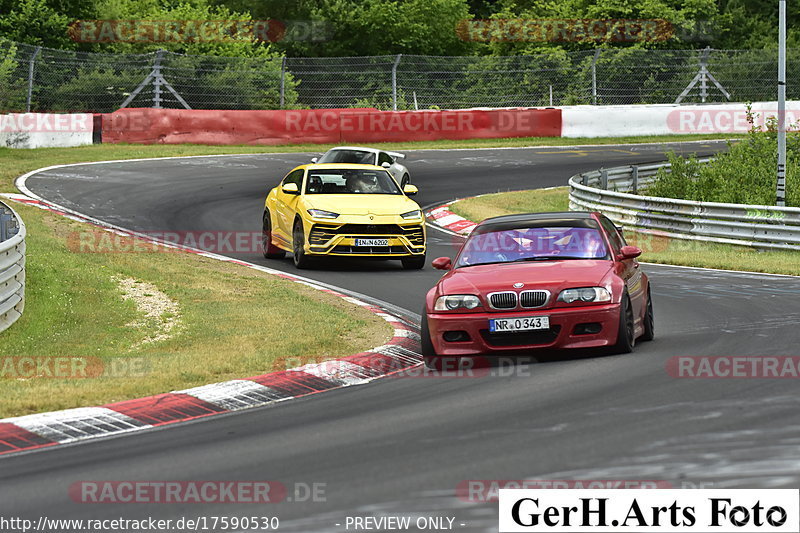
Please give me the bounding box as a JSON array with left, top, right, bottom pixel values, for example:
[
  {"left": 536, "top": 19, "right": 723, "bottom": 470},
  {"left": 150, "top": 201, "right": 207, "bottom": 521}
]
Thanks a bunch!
[
  {"left": 292, "top": 220, "right": 311, "bottom": 269},
  {"left": 612, "top": 292, "right": 635, "bottom": 354},
  {"left": 640, "top": 285, "right": 655, "bottom": 342},
  {"left": 420, "top": 308, "right": 439, "bottom": 368},
  {"left": 262, "top": 212, "right": 285, "bottom": 259},
  {"left": 401, "top": 174, "right": 410, "bottom": 188},
  {"left": 401, "top": 253, "right": 426, "bottom": 270}
]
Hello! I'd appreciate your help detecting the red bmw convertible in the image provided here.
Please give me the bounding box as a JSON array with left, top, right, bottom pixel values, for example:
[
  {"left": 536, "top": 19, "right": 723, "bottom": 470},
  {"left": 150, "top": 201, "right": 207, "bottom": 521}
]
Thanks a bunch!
[{"left": 421, "top": 212, "right": 654, "bottom": 364}]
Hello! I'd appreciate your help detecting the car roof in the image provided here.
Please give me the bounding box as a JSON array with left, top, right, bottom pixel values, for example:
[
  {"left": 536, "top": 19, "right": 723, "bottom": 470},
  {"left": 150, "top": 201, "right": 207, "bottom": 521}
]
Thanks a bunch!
[
  {"left": 325, "top": 146, "right": 380, "bottom": 154},
  {"left": 478, "top": 211, "right": 595, "bottom": 228}
]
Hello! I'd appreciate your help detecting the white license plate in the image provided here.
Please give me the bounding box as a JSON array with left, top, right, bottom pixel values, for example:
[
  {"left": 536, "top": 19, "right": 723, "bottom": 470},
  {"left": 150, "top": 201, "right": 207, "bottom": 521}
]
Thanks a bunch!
[
  {"left": 489, "top": 316, "right": 550, "bottom": 332},
  {"left": 355, "top": 238, "right": 389, "bottom": 247}
]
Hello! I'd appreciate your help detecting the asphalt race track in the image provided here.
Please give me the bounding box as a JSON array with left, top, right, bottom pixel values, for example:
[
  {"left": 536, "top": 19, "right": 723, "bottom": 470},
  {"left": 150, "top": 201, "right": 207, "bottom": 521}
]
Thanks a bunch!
[{"left": 6, "top": 141, "right": 800, "bottom": 532}]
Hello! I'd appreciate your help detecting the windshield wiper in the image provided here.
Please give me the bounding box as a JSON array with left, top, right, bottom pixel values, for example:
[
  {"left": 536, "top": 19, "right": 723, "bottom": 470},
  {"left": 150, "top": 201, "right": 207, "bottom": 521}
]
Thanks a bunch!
[{"left": 509, "top": 256, "right": 593, "bottom": 262}]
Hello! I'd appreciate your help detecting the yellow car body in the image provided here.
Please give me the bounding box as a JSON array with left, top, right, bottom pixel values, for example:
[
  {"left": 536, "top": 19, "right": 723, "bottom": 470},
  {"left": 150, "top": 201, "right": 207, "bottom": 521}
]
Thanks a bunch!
[{"left": 262, "top": 163, "right": 426, "bottom": 269}]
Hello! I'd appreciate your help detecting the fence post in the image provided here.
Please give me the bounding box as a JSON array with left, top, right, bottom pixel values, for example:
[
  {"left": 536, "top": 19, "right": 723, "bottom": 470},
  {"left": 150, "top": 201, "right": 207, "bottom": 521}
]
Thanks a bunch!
[
  {"left": 591, "top": 49, "right": 601, "bottom": 105},
  {"left": 25, "top": 46, "right": 42, "bottom": 113},
  {"left": 153, "top": 49, "right": 164, "bottom": 108},
  {"left": 279, "top": 57, "right": 286, "bottom": 109},
  {"left": 392, "top": 54, "right": 402, "bottom": 111},
  {"left": 600, "top": 168, "right": 608, "bottom": 189},
  {"left": 631, "top": 165, "right": 639, "bottom": 194}
]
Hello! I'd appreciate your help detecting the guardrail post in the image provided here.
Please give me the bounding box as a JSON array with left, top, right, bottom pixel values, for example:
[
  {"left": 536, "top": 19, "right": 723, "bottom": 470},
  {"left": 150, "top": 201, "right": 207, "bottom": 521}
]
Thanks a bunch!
[
  {"left": 600, "top": 169, "right": 608, "bottom": 190},
  {"left": 581, "top": 173, "right": 588, "bottom": 186},
  {"left": 631, "top": 165, "right": 639, "bottom": 194}
]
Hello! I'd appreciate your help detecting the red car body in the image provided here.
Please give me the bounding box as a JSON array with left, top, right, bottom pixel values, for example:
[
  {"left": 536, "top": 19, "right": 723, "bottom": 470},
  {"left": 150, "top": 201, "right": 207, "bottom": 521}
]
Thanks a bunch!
[{"left": 422, "top": 212, "right": 653, "bottom": 359}]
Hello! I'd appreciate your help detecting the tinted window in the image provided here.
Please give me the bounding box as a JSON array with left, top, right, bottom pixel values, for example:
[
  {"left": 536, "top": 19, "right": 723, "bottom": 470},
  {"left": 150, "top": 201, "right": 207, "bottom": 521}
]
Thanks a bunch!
[
  {"left": 317, "top": 149, "right": 375, "bottom": 165},
  {"left": 305, "top": 169, "right": 400, "bottom": 195},
  {"left": 282, "top": 169, "right": 304, "bottom": 188},
  {"left": 455, "top": 222, "right": 609, "bottom": 267},
  {"left": 599, "top": 216, "right": 625, "bottom": 253},
  {"left": 378, "top": 152, "right": 393, "bottom": 166}
]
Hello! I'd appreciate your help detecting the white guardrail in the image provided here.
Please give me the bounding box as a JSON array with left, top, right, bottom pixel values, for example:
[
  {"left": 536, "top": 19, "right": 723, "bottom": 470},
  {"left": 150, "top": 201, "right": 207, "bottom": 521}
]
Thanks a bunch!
[
  {"left": 569, "top": 160, "right": 800, "bottom": 251},
  {"left": 0, "top": 201, "right": 25, "bottom": 333}
]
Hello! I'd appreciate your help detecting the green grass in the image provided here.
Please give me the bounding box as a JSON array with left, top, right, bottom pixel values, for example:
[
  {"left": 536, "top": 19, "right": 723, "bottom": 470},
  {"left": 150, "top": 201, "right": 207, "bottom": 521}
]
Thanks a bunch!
[
  {"left": 450, "top": 187, "right": 800, "bottom": 277},
  {"left": 0, "top": 133, "right": 741, "bottom": 192},
  {"left": 0, "top": 202, "right": 392, "bottom": 418}
]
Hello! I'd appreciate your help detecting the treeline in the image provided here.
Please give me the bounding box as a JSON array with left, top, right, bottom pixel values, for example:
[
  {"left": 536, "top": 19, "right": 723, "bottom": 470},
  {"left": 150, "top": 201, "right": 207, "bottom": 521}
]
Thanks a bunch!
[{"left": 0, "top": 0, "right": 795, "bottom": 59}]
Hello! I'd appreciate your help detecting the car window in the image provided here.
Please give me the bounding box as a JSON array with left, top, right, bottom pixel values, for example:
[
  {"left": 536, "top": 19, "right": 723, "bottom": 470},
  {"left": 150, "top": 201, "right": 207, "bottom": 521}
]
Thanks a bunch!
[
  {"left": 378, "top": 152, "right": 393, "bottom": 166},
  {"left": 599, "top": 216, "right": 625, "bottom": 254},
  {"left": 317, "top": 149, "right": 375, "bottom": 165},
  {"left": 282, "top": 169, "right": 304, "bottom": 189},
  {"left": 455, "top": 223, "right": 610, "bottom": 267},
  {"left": 305, "top": 169, "right": 400, "bottom": 195}
]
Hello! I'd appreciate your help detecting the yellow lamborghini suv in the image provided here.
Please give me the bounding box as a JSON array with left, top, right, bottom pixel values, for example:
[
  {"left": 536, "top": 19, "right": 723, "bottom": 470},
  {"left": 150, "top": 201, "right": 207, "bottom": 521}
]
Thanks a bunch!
[{"left": 262, "top": 163, "right": 427, "bottom": 269}]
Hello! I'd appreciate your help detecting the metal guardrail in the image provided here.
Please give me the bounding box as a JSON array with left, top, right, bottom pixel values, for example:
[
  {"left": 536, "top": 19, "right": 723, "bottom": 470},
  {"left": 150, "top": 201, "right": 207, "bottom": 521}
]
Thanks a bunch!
[
  {"left": 569, "top": 160, "right": 800, "bottom": 251},
  {"left": 0, "top": 201, "right": 25, "bottom": 333}
]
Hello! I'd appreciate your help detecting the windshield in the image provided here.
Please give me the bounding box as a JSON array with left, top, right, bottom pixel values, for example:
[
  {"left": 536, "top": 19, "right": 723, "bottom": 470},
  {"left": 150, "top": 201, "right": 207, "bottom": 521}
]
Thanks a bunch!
[
  {"left": 317, "top": 149, "right": 375, "bottom": 165},
  {"left": 455, "top": 223, "right": 609, "bottom": 267},
  {"left": 305, "top": 169, "right": 401, "bottom": 195}
]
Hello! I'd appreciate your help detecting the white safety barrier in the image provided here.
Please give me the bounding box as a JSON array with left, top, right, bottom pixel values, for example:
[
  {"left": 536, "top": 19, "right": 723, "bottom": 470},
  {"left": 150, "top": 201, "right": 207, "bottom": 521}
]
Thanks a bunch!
[
  {"left": 561, "top": 101, "right": 800, "bottom": 138},
  {"left": 569, "top": 161, "right": 800, "bottom": 251},
  {"left": 0, "top": 113, "right": 94, "bottom": 148},
  {"left": 0, "top": 201, "right": 25, "bottom": 333}
]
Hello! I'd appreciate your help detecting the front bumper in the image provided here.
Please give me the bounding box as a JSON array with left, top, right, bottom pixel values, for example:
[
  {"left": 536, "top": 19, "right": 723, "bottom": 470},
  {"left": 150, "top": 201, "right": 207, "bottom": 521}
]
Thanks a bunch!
[
  {"left": 427, "top": 303, "right": 621, "bottom": 356},
  {"left": 306, "top": 220, "right": 425, "bottom": 258}
]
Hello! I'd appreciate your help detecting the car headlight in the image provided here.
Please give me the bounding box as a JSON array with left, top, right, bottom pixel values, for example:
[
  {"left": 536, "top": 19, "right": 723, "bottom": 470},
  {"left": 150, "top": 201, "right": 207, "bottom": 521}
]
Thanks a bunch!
[
  {"left": 557, "top": 287, "right": 612, "bottom": 304},
  {"left": 400, "top": 209, "right": 422, "bottom": 220},
  {"left": 307, "top": 209, "right": 339, "bottom": 219},
  {"left": 434, "top": 295, "right": 481, "bottom": 311}
]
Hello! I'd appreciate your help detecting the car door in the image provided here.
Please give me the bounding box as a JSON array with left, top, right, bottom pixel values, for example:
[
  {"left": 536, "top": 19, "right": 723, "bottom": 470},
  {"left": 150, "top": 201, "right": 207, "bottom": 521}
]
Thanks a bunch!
[
  {"left": 600, "top": 216, "right": 645, "bottom": 319},
  {"left": 274, "top": 169, "right": 305, "bottom": 240}
]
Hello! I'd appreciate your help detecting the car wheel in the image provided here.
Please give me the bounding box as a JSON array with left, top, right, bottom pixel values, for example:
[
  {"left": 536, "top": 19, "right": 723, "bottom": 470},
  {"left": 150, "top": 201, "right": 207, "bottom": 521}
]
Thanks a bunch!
[
  {"left": 401, "top": 174, "right": 410, "bottom": 188},
  {"left": 262, "top": 212, "right": 285, "bottom": 259},
  {"left": 640, "top": 286, "right": 655, "bottom": 341},
  {"left": 292, "top": 220, "right": 311, "bottom": 269},
  {"left": 613, "top": 292, "right": 635, "bottom": 354},
  {"left": 420, "top": 307, "right": 439, "bottom": 369},
  {"left": 401, "top": 254, "right": 426, "bottom": 270}
]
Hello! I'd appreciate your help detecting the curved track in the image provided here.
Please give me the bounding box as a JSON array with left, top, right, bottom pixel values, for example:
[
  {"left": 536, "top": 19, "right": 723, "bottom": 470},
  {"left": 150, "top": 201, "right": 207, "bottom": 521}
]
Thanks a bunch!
[{"left": 5, "top": 141, "right": 800, "bottom": 532}]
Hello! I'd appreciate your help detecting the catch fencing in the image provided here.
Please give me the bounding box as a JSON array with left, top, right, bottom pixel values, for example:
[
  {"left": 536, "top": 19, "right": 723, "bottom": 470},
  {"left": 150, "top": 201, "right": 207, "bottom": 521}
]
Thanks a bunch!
[
  {"left": 569, "top": 161, "right": 800, "bottom": 251},
  {"left": 1, "top": 40, "right": 799, "bottom": 112},
  {"left": 0, "top": 201, "right": 25, "bottom": 333}
]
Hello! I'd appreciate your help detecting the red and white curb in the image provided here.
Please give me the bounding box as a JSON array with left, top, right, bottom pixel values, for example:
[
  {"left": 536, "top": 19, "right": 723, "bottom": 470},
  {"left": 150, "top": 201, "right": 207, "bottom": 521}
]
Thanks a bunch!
[
  {"left": 427, "top": 203, "right": 477, "bottom": 235},
  {"left": 0, "top": 183, "right": 422, "bottom": 457}
]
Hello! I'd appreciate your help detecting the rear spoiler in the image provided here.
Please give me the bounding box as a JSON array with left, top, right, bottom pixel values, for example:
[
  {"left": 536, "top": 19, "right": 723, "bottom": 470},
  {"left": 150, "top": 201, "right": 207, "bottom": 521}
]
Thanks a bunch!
[{"left": 387, "top": 151, "right": 406, "bottom": 160}]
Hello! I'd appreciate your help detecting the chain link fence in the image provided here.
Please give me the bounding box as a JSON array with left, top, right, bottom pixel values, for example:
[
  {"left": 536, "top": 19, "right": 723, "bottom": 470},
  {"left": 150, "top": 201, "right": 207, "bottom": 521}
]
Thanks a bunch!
[{"left": 1, "top": 40, "right": 798, "bottom": 112}]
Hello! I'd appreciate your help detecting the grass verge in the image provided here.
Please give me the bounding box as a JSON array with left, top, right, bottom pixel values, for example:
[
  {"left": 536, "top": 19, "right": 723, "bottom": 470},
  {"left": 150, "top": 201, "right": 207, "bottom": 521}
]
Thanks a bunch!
[
  {"left": 0, "top": 133, "right": 740, "bottom": 192},
  {"left": 0, "top": 201, "right": 392, "bottom": 418},
  {"left": 449, "top": 187, "right": 800, "bottom": 277}
]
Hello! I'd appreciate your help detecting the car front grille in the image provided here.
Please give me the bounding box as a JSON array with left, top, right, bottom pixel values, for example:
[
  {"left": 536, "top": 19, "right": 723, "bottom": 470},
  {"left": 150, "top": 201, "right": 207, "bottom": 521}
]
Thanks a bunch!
[
  {"left": 520, "top": 290, "right": 549, "bottom": 308},
  {"left": 479, "top": 326, "right": 561, "bottom": 347},
  {"left": 489, "top": 292, "right": 517, "bottom": 309},
  {"left": 309, "top": 223, "right": 424, "bottom": 246},
  {"left": 331, "top": 245, "right": 410, "bottom": 255}
]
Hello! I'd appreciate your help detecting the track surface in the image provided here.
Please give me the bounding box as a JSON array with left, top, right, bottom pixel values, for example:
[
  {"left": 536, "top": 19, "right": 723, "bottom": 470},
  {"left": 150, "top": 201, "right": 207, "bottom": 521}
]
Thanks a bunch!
[{"left": 7, "top": 141, "right": 800, "bottom": 532}]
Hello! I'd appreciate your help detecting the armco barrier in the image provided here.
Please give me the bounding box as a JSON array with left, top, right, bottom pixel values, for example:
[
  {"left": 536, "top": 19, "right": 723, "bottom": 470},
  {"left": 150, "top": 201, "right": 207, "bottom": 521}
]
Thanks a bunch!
[
  {"left": 0, "top": 201, "right": 25, "bottom": 333},
  {"left": 569, "top": 161, "right": 800, "bottom": 250},
  {"left": 100, "top": 107, "right": 562, "bottom": 145}
]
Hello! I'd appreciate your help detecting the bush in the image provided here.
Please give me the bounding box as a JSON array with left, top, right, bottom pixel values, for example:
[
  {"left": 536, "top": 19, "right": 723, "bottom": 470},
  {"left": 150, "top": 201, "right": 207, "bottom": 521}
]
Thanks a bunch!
[{"left": 648, "top": 105, "right": 800, "bottom": 207}]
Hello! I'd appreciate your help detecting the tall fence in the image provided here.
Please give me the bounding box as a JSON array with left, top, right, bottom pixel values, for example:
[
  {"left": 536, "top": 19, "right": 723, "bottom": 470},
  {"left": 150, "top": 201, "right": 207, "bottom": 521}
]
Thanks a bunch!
[
  {"left": 0, "top": 201, "right": 25, "bottom": 334},
  {"left": 1, "top": 40, "right": 799, "bottom": 113},
  {"left": 569, "top": 161, "right": 800, "bottom": 251}
]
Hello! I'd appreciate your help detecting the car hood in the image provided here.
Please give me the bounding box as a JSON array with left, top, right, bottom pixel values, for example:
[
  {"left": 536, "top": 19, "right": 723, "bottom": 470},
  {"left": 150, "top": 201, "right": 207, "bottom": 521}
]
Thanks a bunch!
[
  {"left": 438, "top": 260, "right": 614, "bottom": 300},
  {"left": 304, "top": 195, "right": 419, "bottom": 216}
]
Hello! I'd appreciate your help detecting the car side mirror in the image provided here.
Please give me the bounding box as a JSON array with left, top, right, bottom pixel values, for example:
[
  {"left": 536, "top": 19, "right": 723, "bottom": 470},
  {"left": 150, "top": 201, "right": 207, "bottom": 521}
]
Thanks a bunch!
[
  {"left": 617, "top": 245, "right": 642, "bottom": 261},
  {"left": 311, "top": 157, "right": 318, "bottom": 163},
  {"left": 403, "top": 184, "right": 418, "bottom": 196},
  {"left": 381, "top": 162, "right": 391, "bottom": 168},
  {"left": 281, "top": 182, "right": 300, "bottom": 195},
  {"left": 432, "top": 257, "right": 452, "bottom": 270}
]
